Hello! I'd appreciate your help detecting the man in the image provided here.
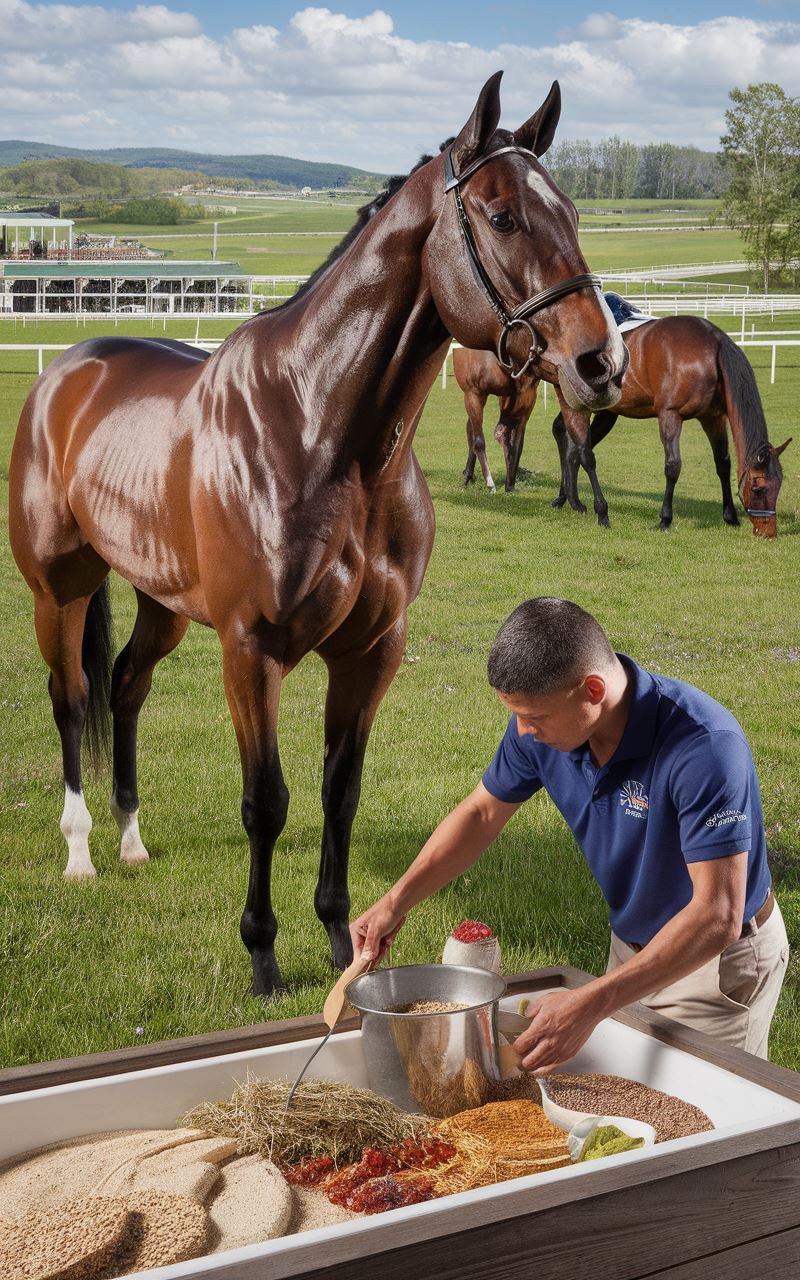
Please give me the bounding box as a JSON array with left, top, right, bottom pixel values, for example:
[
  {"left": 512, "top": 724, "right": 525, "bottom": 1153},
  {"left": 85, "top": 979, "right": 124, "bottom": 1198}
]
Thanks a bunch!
[{"left": 350, "top": 598, "right": 789, "bottom": 1066}]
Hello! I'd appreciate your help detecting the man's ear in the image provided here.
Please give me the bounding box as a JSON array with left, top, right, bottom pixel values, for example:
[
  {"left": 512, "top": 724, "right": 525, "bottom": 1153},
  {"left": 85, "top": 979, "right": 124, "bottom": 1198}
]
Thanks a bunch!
[
  {"left": 583, "top": 674, "right": 607, "bottom": 704},
  {"left": 513, "top": 81, "right": 561, "bottom": 157},
  {"left": 450, "top": 70, "right": 503, "bottom": 175}
]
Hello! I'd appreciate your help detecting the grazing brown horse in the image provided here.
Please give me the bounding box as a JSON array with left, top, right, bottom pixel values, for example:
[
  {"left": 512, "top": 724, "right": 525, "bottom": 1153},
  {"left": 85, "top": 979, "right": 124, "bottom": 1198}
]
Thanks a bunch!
[
  {"left": 9, "top": 74, "right": 627, "bottom": 995},
  {"left": 551, "top": 316, "right": 791, "bottom": 535},
  {"left": 454, "top": 346, "right": 538, "bottom": 492}
]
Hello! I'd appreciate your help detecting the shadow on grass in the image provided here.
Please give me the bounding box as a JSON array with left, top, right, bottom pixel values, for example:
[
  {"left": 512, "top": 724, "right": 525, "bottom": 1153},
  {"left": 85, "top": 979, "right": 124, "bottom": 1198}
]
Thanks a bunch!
[{"left": 433, "top": 480, "right": 800, "bottom": 537}]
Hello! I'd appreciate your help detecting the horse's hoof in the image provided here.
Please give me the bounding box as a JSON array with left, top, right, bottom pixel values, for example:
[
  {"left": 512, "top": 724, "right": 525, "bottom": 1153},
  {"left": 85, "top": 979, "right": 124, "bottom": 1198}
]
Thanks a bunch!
[
  {"left": 504, "top": 486, "right": 515, "bottom": 495},
  {"left": 121, "top": 847, "right": 150, "bottom": 867},
  {"left": 551, "top": 496, "right": 567, "bottom": 509},
  {"left": 659, "top": 521, "right": 672, "bottom": 532},
  {"left": 572, "top": 502, "right": 587, "bottom": 515},
  {"left": 463, "top": 475, "right": 475, "bottom": 487},
  {"left": 598, "top": 515, "right": 610, "bottom": 528},
  {"left": 250, "top": 950, "right": 287, "bottom": 998},
  {"left": 326, "top": 922, "right": 354, "bottom": 973},
  {"left": 723, "top": 512, "right": 740, "bottom": 527},
  {"left": 63, "top": 863, "right": 97, "bottom": 881}
]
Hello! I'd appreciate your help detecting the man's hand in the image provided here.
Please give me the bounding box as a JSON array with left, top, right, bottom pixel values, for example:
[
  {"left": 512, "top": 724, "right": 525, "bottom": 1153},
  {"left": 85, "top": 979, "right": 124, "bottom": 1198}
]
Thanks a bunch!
[
  {"left": 512, "top": 988, "right": 603, "bottom": 1074},
  {"left": 349, "top": 897, "right": 406, "bottom": 966}
]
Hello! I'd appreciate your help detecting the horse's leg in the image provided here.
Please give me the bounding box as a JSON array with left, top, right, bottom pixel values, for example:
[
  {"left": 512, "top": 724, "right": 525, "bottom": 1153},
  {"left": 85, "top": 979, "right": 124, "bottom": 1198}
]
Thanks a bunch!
[
  {"left": 34, "top": 591, "right": 99, "bottom": 879},
  {"left": 700, "top": 414, "right": 739, "bottom": 526},
  {"left": 506, "top": 414, "right": 527, "bottom": 492},
  {"left": 110, "top": 590, "right": 189, "bottom": 865},
  {"left": 550, "top": 412, "right": 573, "bottom": 509},
  {"left": 463, "top": 392, "right": 496, "bottom": 492},
  {"left": 579, "top": 410, "right": 616, "bottom": 528},
  {"left": 316, "top": 618, "right": 407, "bottom": 970},
  {"left": 496, "top": 400, "right": 527, "bottom": 493},
  {"left": 222, "top": 636, "right": 287, "bottom": 996},
  {"left": 658, "top": 410, "right": 684, "bottom": 531}
]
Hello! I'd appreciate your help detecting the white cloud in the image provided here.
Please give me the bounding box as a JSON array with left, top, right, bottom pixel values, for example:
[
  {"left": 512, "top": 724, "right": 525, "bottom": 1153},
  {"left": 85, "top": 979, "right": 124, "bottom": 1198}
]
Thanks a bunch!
[{"left": 0, "top": 6, "right": 798, "bottom": 168}]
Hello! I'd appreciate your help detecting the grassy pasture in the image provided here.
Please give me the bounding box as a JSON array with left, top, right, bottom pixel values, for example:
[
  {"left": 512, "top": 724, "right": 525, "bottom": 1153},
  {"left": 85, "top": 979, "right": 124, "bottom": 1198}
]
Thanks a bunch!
[
  {"left": 0, "top": 306, "right": 798, "bottom": 1070},
  {"left": 69, "top": 195, "right": 750, "bottom": 282}
]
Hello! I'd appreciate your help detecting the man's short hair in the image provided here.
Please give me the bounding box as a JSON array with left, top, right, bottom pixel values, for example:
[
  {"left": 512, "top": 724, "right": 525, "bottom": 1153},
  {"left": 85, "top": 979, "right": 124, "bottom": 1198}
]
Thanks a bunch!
[{"left": 487, "top": 598, "right": 616, "bottom": 695}]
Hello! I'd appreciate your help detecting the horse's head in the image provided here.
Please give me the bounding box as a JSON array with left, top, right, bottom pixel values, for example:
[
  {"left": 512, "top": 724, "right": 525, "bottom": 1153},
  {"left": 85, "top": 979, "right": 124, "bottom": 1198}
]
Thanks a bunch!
[
  {"left": 425, "top": 73, "right": 627, "bottom": 413},
  {"left": 740, "top": 438, "right": 791, "bottom": 538}
]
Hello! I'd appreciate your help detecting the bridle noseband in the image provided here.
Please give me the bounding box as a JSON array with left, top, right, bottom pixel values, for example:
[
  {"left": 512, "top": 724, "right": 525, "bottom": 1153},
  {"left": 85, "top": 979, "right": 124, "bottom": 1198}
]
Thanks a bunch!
[
  {"left": 444, "top": 144, "right": 601, "bottom": 379},
  {"left": 738, "top": 465, "right": 777, "bottom": 521}
]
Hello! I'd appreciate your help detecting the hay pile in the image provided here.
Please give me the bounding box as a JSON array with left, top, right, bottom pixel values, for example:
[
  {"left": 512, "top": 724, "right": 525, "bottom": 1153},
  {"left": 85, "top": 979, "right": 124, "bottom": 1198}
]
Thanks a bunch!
[{"left": 181, "top": 1076, "right": 428, "bottom": 1169}]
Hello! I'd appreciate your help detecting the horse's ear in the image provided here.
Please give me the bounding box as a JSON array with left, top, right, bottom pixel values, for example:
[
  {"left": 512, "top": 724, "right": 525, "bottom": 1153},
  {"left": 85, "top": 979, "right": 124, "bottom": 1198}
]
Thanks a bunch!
[
  {"left": 774, "top": 437, "right": 792, "bottom": 457},
  {"left": 450, "top": 71, "right": 503, "bottom": 175},
  {"left": 513, "top": 81, "right": 561, "bottom": 157}
]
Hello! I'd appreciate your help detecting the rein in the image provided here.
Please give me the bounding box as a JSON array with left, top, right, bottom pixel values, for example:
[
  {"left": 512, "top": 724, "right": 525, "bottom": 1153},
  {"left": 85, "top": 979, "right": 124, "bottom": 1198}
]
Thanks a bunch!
[{"left": 444, "top": 144, "right": 601, "bottom": 379}]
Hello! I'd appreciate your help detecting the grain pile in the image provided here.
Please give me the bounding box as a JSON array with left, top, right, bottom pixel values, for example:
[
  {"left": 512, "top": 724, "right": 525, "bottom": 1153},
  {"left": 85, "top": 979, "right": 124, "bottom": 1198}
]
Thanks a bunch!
[
  {"left": 543, "top": 1074, "right": 714, "bottom": 1142},
  {"left": 205, "top": 1154, "right": 292, "bottom": 1252},
  {"left": 393, "top": 1001, "right": 470, "bottom": 1014},
  {"left": 0, "top": 1198, "right": 130, "bottom": 1280},
  {"left": 0, "top": 1129, "right": 237, "bottom": 1212}
]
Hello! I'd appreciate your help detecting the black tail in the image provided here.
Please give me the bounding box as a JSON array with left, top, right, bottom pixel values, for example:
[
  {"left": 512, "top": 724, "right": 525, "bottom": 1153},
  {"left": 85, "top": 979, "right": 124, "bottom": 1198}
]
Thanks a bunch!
[
  {"left": 717, "top": 333, "right": 769, "bottom": 466},
  {"left": 82, "top": 580, "right": 114, "bottom": 772}
]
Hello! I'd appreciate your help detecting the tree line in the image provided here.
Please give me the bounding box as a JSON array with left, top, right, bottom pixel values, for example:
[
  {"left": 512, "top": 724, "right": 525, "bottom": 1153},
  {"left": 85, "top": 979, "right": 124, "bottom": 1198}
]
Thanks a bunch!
[{"left": 543, "top": 138, "right": 726, "bottom": 201}]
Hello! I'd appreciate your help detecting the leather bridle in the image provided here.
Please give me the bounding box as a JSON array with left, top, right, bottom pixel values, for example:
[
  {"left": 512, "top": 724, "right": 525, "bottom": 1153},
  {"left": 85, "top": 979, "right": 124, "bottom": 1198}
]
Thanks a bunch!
[
  {"left": 738, "top": 464, "right": 777, "bottom": 521},
  {"left": 444, "top": 144, "right": 602, "bottom": 379}
]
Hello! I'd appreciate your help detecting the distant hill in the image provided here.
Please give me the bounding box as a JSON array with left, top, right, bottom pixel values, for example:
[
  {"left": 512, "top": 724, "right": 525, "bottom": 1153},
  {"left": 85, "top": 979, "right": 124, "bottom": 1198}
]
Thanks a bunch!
[{"left": 0, "top": 141, "right": 385, "bottom": 187}]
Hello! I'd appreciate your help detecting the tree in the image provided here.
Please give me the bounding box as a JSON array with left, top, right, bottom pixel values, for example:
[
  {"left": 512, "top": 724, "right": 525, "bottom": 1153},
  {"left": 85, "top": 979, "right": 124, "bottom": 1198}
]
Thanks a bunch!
[{"left": 720, "top": 83, "right": 800, "bottom": 291}]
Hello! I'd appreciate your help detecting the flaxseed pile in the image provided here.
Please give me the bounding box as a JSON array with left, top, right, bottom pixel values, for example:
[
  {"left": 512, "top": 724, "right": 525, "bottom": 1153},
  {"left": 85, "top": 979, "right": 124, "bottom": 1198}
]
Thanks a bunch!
[{"left": 543, "top": 1073, "right": 714, "bottom": 1142}]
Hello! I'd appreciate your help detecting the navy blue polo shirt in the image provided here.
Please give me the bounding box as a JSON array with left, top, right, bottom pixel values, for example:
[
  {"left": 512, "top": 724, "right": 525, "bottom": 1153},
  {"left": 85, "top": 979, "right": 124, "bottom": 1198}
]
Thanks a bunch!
[{"left": 482, "top": 655, "right": 771, "bottom": 946}]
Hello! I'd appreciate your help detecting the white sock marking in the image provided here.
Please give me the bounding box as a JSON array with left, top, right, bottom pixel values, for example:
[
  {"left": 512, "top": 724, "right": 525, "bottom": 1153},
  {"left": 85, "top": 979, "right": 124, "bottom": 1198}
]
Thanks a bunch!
[
  {"left": 61, "top": 787, "right": 96, "bottom": 880},
  {"left": 111, "top": 793, "right": 150, "bottom": 866}
]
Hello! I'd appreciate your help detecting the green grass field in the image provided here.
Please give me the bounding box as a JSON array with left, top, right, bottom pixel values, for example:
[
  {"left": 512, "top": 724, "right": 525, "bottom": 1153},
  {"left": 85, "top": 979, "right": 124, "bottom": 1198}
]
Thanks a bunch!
[
  {"left": 1, "top": 300, "right": 798, "bottom": 1071},
  {"left": 68, "top": 197, "right": 753, "bottom": 283}
]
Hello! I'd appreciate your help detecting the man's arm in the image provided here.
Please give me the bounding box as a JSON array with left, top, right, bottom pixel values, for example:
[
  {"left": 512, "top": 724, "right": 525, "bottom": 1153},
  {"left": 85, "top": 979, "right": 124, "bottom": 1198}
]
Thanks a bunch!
[
  {"left": 514, "top": 851, "right": 748, "bottom": 1073},
  {"left": 350, "top": 782, "right": 521, "bottom": 962}
]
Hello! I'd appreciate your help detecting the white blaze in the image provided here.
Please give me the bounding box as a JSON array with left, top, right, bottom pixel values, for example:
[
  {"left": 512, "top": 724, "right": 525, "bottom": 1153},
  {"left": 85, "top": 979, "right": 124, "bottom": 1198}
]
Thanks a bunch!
[{"left": 525, "top": 170, "right": 564, "bottom": 211}]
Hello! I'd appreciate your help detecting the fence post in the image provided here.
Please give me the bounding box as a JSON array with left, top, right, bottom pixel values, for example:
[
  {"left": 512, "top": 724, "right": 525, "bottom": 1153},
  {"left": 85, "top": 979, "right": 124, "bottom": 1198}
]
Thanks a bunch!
[{"left": 771, "top": 344, "right": 776, "bottom": 385}]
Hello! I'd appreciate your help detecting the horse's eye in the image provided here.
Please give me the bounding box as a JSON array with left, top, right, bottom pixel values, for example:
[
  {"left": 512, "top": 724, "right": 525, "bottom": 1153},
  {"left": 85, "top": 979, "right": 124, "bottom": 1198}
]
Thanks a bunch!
[{"left": 490, "top": 212, "right": 515, "bottom": 232}]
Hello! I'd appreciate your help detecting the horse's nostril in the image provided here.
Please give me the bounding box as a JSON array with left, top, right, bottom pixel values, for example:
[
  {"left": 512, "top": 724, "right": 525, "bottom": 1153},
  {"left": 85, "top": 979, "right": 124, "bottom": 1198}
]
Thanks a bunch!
[{"left": 575, "top": 348, "right": 612, "bottom": 386}]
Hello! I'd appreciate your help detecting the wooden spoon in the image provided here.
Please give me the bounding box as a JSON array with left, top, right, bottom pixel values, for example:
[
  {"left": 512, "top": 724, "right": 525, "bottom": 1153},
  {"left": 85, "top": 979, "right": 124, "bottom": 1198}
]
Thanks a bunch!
[
  {"left": 322, "top": 952, "right": 373, "bottom": 1029},
  {"left": 283, "top": 952, "right": 375, "bottom": 1117}
]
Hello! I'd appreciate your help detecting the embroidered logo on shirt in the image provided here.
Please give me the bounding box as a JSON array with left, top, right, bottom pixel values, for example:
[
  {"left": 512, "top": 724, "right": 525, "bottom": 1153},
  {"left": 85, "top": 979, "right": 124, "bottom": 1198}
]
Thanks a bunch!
[
  {"left": 620, "top": 780, "right": 649, "bottom": 819},
  {"left": 705, "top": 808, "right": 747, "bottom": 828}
]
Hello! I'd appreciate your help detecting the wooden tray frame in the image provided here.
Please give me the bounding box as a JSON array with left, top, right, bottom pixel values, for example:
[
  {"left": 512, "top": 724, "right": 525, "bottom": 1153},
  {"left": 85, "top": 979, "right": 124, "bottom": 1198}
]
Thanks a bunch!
[{"left": 2, "top": 966, "right": 800, "bottom": 1280}]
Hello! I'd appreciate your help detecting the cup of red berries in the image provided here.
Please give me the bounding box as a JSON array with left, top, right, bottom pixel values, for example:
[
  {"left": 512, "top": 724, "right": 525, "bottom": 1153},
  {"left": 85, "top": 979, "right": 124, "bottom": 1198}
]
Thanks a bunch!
[{"left": 441, "top": 921, "right": 501, "bottom": 973}]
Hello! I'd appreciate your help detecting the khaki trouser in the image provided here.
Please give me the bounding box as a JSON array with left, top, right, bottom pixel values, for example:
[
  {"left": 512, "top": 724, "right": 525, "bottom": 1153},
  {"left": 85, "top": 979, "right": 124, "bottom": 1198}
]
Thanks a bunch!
[{"left": 606, "top": 899, "right": 790, "bottom": 1059}]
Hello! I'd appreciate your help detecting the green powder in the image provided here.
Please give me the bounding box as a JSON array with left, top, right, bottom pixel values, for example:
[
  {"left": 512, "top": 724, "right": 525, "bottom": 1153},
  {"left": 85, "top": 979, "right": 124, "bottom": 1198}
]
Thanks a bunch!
[{"left": 578, "top": 1124, "right": 645, "bottom": 1162}]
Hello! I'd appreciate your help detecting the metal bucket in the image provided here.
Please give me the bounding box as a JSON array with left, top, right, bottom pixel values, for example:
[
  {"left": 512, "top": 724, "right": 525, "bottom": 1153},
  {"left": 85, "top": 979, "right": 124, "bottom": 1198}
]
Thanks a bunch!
[{"left": 345, "top": 964, "right": 527, "bottom": 1117}]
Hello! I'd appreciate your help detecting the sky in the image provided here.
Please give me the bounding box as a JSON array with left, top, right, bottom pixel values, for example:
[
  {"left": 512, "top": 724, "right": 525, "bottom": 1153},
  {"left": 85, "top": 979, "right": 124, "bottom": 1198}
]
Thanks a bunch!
[{"left": 2, "top": 1, "right": 799, "bottom": 169}]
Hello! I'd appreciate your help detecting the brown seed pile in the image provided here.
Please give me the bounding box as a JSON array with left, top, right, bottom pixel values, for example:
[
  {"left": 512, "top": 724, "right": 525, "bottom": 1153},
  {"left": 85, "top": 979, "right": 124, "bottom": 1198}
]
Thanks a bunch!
[
  {"left": 543, "top": 1073, "right": 714, "bottom": 1143},
  {"left": 0, "top": 1198, "right": 130, "bottom": 1280}
]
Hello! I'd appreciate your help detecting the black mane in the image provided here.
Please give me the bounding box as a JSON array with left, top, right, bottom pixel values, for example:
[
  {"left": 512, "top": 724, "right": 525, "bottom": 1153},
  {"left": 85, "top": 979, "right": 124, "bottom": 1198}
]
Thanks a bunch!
[{"left": 284, "top": 140, "right": 454, "bottom": 307}]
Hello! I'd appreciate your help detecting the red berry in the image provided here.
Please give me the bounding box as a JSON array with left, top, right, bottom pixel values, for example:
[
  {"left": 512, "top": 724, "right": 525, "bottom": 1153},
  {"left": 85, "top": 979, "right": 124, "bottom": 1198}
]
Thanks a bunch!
[{"left": 451, "top": 920, "right": 494, "bottom": 942}]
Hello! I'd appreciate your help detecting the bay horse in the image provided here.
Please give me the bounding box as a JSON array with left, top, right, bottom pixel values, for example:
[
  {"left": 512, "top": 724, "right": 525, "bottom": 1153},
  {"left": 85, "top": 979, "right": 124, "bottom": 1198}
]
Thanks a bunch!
[
  {"left": 551, "top": 316, "right": 791, "bottom": 536},
  {"left": 8, "top": 73, "right": 627, "bottom": 996},
  {"left": 454, "top": 346, "right": 538, "bottom": 493}
]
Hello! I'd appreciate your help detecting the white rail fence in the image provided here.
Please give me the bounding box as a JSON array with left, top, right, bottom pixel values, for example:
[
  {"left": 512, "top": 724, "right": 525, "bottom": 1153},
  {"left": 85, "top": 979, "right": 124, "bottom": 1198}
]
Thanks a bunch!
[{"left": 3, "top": 334, "right": 799, "bottom": 388}]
